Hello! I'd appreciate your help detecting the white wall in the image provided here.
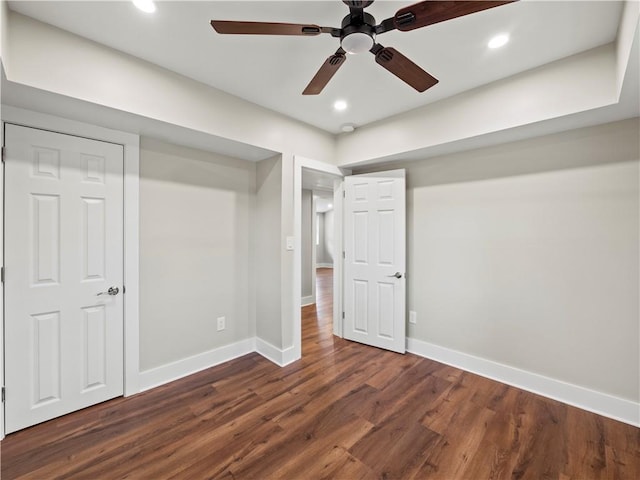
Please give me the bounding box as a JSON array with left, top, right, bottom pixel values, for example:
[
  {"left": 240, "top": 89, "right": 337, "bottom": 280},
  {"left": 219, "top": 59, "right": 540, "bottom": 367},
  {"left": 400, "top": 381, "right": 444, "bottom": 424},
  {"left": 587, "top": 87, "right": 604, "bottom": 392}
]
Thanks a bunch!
[
  {"left": 357, "top": 118, "right": 639, "bottom": 404},
  {"left": 280, "top": 153, "right": 296, "bottom": 352},
  {"left": 316, "top": 210, "right": 335, "bottom": 267},
  {"left": 301, "top": 189, "right": 313, "bottom": 302},
  {"left": 0, "top": 0, "right": 8, "bottom": 64},
  {"left": 316, "top": 212, "right": 327, "bottom": 266},
  {"left": 139, "top": 138, "right": 255, "bottom": 371},
  {"left": 254, "top": 151, "right": 297, "bottom": 362},
  {"left": 323, "top": 209, "right": 335, "bottom": 266},
  {"left": 255, "top": 155, "right": 283, "bottom": 349}
]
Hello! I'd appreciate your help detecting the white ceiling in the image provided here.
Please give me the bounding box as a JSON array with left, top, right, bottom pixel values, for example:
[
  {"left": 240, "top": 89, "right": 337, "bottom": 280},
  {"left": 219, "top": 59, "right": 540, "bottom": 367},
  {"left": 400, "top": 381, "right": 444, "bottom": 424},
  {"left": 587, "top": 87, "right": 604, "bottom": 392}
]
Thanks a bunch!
[
  {"left": 7, "top": 0, "right": 624, "bottom": 134},
  {"left": 302, "top": 167, "right": 340, "bottom": 191}
]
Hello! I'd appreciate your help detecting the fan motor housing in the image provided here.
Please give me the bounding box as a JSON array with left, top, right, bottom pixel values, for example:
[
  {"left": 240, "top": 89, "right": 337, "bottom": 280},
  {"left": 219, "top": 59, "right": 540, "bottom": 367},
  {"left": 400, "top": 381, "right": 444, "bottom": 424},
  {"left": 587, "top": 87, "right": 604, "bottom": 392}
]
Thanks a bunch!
[{"left": 340, "top": 12, "right": 376, "bottom": 54}]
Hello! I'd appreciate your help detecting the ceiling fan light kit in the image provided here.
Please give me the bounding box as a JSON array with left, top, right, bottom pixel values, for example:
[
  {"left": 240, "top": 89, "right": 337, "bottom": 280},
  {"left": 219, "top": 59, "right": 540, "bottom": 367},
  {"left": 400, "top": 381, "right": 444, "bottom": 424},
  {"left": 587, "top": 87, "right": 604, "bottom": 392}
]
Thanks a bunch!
[
  {"left": 341, "top": 31, "right": 374, "bottom": 54},
  {"left": 339, "top": 11, "right": 376, "bottom": 54},
  {"left": 211, "top": 0, "right": 517, "bottom": 95}
]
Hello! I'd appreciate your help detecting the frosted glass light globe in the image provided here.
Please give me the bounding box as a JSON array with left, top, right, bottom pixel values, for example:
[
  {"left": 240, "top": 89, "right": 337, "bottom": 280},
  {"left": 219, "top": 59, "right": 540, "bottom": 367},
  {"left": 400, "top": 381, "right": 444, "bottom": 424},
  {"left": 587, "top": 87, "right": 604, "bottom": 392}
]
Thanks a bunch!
[{"left": 341, "top": 32, "right": 374, "bottom": 54}]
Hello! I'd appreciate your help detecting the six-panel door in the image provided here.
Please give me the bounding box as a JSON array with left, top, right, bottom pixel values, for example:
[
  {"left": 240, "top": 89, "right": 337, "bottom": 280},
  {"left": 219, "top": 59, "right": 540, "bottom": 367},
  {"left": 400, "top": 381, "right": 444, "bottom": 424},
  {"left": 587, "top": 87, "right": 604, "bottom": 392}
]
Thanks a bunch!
[
  {"left": 344, "top": 170, "right": 406, "bottom": 353},
  {"left": 4, "top": 124, "right": 124, "bottom": 433}
]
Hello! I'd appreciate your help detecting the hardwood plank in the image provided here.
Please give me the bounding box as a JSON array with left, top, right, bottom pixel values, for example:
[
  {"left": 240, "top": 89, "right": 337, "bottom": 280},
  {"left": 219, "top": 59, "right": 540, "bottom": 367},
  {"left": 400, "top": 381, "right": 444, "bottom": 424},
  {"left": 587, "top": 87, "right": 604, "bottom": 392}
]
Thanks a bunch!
[
  {"left": 458, "top": 410, "right": 522, "bottom": 479},
  {"left": 562, "top": 406, "right": 610, "bottom": 479},
  {"left": 359, "top": 367, "right": 452, "bottom": 426},
  {"left": 509, "top": 397, "right": 568, "bottom": 480},
  {"left": 2, "top": 267, "right": 638, "bottom": 480},
  {"left": 350, "top": 415, "right": 441, "bottom": 479},
  {"left": 364, "top": 353, "right": 420, "bottom": 390},
  {"left": 415, "top": 402, "right": 497, "bottom": 478},
  {"left": 311, "top": 447, "right": 376, "bottom": 480}
]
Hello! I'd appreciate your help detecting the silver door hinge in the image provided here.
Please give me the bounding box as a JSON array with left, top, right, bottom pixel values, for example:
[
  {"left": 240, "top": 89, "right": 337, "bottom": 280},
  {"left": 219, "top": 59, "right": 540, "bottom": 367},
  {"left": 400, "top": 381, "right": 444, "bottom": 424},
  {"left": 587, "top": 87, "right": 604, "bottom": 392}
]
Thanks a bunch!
[
  {"left": 1, "top": 387, "right": 5, "bottom": 403},
  {"left": 342, "top": 251, "right": 345, "bottom": 259},
  {"left": 1, "top": 146, "right": 5, "bottom": 163},
  {"left": 123, "top": 285, "right": 126, "bottom": 294},
  {"left": 342, "top": 312, "right": 345, "bottom": 319},
  {"left": 1, "top": 266, "right": 4, "bottom": 283}
]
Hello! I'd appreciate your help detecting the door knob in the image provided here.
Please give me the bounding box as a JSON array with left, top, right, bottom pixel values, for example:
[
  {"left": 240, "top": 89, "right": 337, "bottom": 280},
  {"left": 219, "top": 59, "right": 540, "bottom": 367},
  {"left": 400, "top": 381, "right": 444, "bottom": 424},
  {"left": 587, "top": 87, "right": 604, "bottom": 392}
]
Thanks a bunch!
[
  {"left": 97, "top": 286, "right": 120, "bottom": 296},
  {"left": 387, "top": 272, "right": 403, "bottom": 279}
]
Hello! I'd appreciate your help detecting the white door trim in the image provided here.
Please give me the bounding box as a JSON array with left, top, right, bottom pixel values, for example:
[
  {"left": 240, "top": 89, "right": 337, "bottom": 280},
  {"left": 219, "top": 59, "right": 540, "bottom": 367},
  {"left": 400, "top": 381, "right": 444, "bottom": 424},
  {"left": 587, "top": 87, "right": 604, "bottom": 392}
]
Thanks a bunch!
[
  {"left": 1, "top": 105, "right": 140, "bottom": 439},
  {"left": 293, "top": 156, "right": 349, "bottom": 360},
  {"left": 332, "top": 179, "right": 345, "bottom": 338}
]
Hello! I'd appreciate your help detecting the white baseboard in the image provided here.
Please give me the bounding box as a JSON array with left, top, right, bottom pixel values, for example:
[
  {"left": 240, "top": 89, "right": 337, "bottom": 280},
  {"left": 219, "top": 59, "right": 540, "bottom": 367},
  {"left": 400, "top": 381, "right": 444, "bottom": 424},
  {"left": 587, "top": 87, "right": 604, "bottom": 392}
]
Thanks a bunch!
[
  {"left": 139, "top": 338, "right": 255, "bottom": 392},
  {"left": 255, "top": 337, "right": 299, "bottom": 367},
  {"left": 407, "top": 338, "right": 640, "bottom": 427},
  {"left": 316, "top": 263, "right": 333, "bottom": 268},
  {"left": 282, "top": 345, "right": 299, "bottom": 366},
  {"left": 301, "top": 295, "right": 315, "bottom": 307}
]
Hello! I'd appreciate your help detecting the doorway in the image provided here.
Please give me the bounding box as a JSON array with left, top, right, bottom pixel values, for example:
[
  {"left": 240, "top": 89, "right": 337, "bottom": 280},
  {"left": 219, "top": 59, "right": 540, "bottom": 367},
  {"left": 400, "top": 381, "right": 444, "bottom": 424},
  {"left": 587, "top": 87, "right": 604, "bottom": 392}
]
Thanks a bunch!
[
  {"left": 302, "top": 193, "right": 335, "bottom": 352},
  {"left": 301, "top": 267, "right": 335, "bottom": 354},
  {"left": 294, "top": 162, "right": 408, "bottom": 361},
  {"left": 313, "top": 195, "right": 335, "bottom": 334},
  {"left": 301, "top": 190, "right": 334, "bottom": 307},
  {"left": 299, "top": 165, "right": 342, "bottom": 356}
]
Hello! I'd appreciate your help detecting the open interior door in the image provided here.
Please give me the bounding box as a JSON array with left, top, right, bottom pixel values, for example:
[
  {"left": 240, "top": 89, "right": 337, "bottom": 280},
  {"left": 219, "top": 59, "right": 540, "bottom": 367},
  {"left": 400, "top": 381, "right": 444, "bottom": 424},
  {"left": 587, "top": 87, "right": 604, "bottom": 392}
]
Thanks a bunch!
[{"left": 343, "top": 169, "right": 406, "bottom": 353}]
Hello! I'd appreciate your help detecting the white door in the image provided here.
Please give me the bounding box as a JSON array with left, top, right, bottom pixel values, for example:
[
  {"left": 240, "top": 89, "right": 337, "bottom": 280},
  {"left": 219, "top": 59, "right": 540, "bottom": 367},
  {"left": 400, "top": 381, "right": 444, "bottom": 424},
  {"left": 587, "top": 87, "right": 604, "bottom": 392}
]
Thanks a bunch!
[
  {"left": 343, "top": 169, "right": 406, "bottom": 353},
  {"left": 4, "top": 124, "right": 124, "bottom": 433}
]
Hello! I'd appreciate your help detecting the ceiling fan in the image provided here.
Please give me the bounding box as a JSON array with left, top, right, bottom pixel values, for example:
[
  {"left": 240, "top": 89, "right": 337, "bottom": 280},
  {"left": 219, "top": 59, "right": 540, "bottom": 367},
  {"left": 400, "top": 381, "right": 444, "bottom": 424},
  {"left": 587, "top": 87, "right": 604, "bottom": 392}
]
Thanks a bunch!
[{"left": 211, "top": 0, "right": 516, "bottom": 95}]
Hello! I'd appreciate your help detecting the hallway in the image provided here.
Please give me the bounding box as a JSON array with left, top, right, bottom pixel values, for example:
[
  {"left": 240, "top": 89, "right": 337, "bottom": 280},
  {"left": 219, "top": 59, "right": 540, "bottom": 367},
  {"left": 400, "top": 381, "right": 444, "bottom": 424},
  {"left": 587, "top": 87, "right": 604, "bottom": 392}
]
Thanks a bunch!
[{"left": 301, "top": 267, "right": 334, "bottom": 357}]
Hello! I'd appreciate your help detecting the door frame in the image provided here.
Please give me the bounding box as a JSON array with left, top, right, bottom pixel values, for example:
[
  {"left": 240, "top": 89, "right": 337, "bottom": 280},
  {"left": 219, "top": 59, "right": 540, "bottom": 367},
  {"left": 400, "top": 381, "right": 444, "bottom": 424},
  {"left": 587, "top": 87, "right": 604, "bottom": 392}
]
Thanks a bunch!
[
  {"left": 293, "top": 155, "right": 350, "bottom": 359},
  {"left": 1, "top": 105, "right": 140, "bottom": 439}
]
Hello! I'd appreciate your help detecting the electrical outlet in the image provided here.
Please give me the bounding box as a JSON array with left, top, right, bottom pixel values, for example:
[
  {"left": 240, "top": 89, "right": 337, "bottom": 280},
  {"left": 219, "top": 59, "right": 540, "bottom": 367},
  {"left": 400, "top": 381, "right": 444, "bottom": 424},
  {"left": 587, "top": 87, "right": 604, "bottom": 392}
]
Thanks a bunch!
[
  {"left": 409, "top": 311, "right": 417, "bottom": 325},
  {"left": 217, "top": 316, "right": 226, "bottom": 331}
]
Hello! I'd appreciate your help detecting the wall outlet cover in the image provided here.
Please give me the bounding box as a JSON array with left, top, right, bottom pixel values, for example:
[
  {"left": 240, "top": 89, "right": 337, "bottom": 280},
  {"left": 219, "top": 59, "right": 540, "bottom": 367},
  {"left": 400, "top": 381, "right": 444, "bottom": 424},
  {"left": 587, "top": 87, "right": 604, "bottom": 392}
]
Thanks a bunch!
[
  {"left": 217, "top": 316, "right": 226, "bottom": 331},
  {"left": 409, "top": 311, "right": 417, "bottom": 325}
]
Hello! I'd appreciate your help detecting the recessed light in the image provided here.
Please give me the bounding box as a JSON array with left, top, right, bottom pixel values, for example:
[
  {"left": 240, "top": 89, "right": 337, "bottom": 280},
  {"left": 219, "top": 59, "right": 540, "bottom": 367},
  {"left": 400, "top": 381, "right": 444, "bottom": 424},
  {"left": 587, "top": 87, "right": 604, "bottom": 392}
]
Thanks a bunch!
[
  {"left": 340, "top": 123, "right": 356, "bottom": 133},
  {"left": 333, "top": 100, "right": 348, "bottom": 111},
  {"left": 488, "top": 34, "right": 509, "bottom": 49},
  {"left": 133, "top": 0, "right": 156, "bottom": 13}
]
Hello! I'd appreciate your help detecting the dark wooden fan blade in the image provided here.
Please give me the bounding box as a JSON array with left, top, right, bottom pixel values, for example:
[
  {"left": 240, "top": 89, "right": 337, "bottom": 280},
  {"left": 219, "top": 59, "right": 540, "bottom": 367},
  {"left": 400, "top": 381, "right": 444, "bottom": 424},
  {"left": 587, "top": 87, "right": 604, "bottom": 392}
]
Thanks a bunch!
[
  {"left": 211, "top": 20, "right": 324, "bottom": 36},
  {"left": 373, "top": 46, "right": 438, "bottom": 92},
  {"left": 303, "top": 49, "right": 347, "bottom": 95},
  {"left": 394, "top": 1, "right": 517, "bottom": 32}
]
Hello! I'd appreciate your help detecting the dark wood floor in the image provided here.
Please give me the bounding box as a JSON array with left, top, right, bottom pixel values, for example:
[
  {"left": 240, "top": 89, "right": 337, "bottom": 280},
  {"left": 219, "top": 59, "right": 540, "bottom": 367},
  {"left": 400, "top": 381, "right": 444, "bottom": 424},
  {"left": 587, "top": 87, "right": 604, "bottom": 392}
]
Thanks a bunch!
[{"left": 2, "top": 267, "right": 639, "bottom": 479}]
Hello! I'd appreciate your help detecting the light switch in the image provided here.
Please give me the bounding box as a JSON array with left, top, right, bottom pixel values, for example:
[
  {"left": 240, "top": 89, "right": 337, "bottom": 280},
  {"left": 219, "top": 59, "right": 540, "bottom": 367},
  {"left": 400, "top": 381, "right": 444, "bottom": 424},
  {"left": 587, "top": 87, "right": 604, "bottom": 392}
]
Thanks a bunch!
[{"left": 286, "top": 236, "right": 295, "bottom": 251}]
